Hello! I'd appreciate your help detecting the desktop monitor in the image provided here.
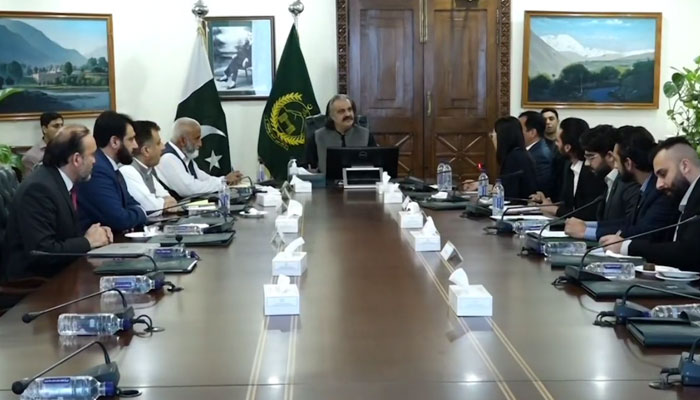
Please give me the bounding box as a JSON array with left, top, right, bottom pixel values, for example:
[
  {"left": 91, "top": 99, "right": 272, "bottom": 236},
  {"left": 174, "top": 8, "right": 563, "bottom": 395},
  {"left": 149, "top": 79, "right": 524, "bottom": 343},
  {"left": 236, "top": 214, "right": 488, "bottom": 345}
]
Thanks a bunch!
[{"left": 325, "top": 146, "right": 399, "bottom": 182}]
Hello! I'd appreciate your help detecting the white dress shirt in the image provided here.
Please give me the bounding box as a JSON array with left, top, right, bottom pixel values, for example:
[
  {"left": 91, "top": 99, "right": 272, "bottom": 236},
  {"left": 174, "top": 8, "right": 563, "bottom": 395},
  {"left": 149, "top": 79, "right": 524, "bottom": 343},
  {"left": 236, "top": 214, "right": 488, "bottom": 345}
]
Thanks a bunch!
[
  {"left": 525, "top": 138, "right": 540, "bottom": 152},
  {"left": 604, "top": 169, "right": 619, "bottom": 202},
  {"left": 57, "top": 168, "right": 73, "bottom": 193},
  {"left": 155, "top": 141, "right": 223, "bottom": 197},
  {"left": 571, "top": 160, "right": 583, "bottom": 196},
  {"left": 120, "top": 159, "right": 170, "bottom": 215}
]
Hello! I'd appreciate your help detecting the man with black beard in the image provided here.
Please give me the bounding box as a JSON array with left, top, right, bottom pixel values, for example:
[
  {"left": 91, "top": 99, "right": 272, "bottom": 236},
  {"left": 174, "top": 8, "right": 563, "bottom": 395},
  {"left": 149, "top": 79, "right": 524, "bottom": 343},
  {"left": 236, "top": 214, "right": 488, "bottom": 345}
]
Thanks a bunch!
[
  {"left": 603, "top": 137, "right": 700, "bottom": 270},
  {"left": 76, "top": 111, "right": 148, "bottom": 233},
  {"left": 564, "top": 125, "right": 640, "bottom": 239},
  {"left": 586, "top": 126, "right": 679, "bottom": 243}
]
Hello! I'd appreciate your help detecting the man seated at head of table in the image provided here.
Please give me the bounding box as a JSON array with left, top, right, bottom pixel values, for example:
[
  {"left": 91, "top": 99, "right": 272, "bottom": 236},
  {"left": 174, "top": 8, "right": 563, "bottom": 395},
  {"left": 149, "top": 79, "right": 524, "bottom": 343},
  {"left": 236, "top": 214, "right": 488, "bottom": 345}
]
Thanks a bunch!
[
  {"left": 155, "top": 117, "right": 242, "bottom": 198},
  {"left": 304, "top": 94, "right": 377, "bottom": 173},
  {"left": 567, "top": 126, "right": 679, "bottom": 243},
  {"left": 2, "top": 125, "right": 112, "bottom": 282},
  {"left": 563, "top": 125, "right": 640, "bottom": 239},
  {"left": 603, "top": 137, "right": 700, "bottom": 271}
]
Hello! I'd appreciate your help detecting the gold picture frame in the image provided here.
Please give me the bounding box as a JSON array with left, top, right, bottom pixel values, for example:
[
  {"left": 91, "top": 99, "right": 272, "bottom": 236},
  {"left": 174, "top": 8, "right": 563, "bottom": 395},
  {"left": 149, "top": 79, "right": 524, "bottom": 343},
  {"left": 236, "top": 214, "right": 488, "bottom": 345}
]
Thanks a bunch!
[
  {"left": 0, "top": 11, "right": 116, "bottom": 121},
  {"left": 522, "top": 11, "right": 662, "bottom": 109}
]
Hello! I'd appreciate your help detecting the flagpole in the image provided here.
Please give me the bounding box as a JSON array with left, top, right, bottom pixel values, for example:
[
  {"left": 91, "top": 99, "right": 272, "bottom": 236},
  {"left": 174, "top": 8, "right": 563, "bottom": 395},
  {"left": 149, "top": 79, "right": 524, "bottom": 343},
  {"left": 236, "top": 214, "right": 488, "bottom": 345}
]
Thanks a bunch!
[
  {"left": 288, "top": 0, "right": 305, "bottom": 30},
  {"left": 192, "top": 0, "right": 209, "bottom": 43}
]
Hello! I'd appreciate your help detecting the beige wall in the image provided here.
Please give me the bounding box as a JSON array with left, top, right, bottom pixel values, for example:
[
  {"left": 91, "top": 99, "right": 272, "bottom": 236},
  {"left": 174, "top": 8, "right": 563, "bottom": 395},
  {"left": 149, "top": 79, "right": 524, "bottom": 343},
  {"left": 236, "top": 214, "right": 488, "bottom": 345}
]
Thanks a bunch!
[{"left": 1, "top": 0, "right": 699, "bottom": 175}]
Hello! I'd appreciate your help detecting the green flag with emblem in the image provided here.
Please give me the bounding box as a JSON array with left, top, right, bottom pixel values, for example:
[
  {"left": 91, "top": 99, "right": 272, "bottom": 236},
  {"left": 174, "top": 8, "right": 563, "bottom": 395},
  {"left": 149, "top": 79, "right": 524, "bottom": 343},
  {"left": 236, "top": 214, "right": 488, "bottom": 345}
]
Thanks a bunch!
[{"left": 258, "top": 25, "right": 320, "bottom": 180}]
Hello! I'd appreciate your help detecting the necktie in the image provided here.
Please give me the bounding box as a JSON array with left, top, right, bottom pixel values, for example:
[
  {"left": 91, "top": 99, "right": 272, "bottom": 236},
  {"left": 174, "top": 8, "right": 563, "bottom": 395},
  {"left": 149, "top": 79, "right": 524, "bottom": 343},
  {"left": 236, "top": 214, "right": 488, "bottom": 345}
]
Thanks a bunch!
[
  {"left": 70, "top": 188, "right": 78, "bottom": 211},
  {"left": 115, "top": 170, "right": 128, "bottom": 206}
]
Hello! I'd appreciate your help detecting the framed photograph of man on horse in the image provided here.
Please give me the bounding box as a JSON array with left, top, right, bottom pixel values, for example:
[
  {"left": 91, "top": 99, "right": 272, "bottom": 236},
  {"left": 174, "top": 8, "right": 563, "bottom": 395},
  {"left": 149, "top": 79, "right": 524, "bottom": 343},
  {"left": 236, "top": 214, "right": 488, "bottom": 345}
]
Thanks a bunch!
[{"left": 204, "top": 16, "right": 275, "bottom": 101}]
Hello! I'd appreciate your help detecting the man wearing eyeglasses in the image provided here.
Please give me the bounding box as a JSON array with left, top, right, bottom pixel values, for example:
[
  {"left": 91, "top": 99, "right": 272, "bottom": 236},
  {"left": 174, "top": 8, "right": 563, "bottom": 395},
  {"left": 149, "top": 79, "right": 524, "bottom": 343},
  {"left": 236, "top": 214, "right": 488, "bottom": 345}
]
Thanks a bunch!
[
  {"left": 565, "top": 126, "right": 678, "bottom": 242},
  {"left": 565, "top": 125, "right": 640, "bottom": 239}
]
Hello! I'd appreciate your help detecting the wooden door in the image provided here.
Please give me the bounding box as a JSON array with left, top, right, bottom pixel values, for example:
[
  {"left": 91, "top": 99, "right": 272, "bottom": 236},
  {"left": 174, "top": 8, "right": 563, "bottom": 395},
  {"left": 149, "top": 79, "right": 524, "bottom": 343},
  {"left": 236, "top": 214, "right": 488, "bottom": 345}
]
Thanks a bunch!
[
  {"left": 424, "top": 0, "right": 500, "bottom": 181},
  {"left": 341, "top": 0, "right": 510, "bottom": 180},
  {"left": 348, "top": 0, "right": 424, "bottom": 177}
]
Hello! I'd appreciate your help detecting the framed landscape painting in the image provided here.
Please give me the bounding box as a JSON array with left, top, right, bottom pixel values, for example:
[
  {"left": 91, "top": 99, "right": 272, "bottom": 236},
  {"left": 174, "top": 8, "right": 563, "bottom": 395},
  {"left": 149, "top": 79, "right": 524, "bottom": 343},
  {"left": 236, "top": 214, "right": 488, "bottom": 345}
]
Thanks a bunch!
[
  {"left": 0, "top": 12, "right": 115, "bottom": 120},
  {"left": 522, "top": 12, "right": 662, "bottom": 109},
  {"left": 205, "top": 16, "right": 275, "bottom": 101}
]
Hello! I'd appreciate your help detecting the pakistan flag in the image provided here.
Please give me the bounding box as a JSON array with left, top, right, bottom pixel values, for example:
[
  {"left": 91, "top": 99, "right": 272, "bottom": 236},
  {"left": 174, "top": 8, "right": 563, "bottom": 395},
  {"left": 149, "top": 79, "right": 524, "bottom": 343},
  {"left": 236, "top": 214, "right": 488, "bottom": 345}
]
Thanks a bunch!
[
  {"left": 176, "top": 27, "right": 231, "bottom": 176},
  {"left": 258, "top": 25, "right": 320, "bottom": 180}
]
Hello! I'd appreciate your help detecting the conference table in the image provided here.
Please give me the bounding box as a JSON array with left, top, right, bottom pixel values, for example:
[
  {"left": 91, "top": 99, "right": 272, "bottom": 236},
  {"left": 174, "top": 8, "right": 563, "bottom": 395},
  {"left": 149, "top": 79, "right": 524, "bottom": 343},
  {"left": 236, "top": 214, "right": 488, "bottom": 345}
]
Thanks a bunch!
[{"left": 0, "top": 189, "right": 698, "bottom": 400}]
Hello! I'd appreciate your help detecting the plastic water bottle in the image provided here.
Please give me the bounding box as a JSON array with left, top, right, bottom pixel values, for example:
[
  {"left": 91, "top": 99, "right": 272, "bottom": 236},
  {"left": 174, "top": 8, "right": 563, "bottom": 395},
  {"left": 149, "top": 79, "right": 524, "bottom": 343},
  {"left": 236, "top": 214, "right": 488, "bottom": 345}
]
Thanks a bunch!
[
  {"left": 478, "top": 168, "right": 489, "bottom": 198},
  {"left": 649, "top": 304, "right": 700, "bottom": 318},
  {"left": 57, "top": 313, "right": 131, "bottom": 336},
  {"left": 218, "top": 181, "right": 230, "bottom": 216},
  {"left": 443, "top": 163, "right": 453, "bottom": 192},
  {"left": 287, "top": 158, "right": 298, "bottom": 179},
  {"left": 544, "top": 241, "right": 587, "bottom": 256},
  {"left": 513, "top": 220, "right": 548, "bottom": 234},
  {"left": 436, "top": 163, "right": 446, "bottom": 191},
  {"left": 20, "top": 376, "right": 115, "bottom": 400},
  {"left": 491, "top": 179, "right": 505, "bottom": 216},
  {"left": 583, "top": 262, "right": 635, "bottom": 280},
  {"left": 100, "top": 275, "right": 162, "bottom": 294},
  {"left": 257, "top": 162, "right": 266, "bottom": 183}
]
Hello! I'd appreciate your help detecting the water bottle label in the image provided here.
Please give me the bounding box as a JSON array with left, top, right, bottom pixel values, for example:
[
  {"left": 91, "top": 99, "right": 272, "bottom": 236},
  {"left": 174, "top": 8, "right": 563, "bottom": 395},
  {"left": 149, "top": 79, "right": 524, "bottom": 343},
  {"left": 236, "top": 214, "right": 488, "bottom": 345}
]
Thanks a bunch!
[
  {"left": 113, "top": 281, "right": 135, "bottom": 290},
  {"left": 494, "top": 196, "right": 504, "bottom": 210},
  {"left": 43, "top": 377, "right": 71, "bottom": 384}
]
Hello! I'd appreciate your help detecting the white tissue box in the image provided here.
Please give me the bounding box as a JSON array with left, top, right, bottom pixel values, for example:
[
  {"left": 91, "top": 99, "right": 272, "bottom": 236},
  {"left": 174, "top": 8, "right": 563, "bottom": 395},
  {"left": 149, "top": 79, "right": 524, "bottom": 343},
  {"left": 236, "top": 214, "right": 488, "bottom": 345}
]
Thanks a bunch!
[
  {"left": 256, "top": 192, "right": 282, "bottom": 207},
  {"left": 375, "top": 182, "right": 389, "bottom": 193},
  {"left": 383, "top": 191, "right": 403, "bottom": 204},
  {"left": 263, "top": 284, "right": 300, "bottom": 316},
  {"left": 399, "top": 211, "right": 424, "bottom": 229},
  {"left": 272, "top": 251, "right": 307, "bottom": 276},
  {"left": 409, "top": 230, "right": 441, "bottom": 252},
  {"left": 275, "top": 215, "right": 300, "bottom": 233},
  {"left": 292, "top": 181, "right": 312, "bottom": 193},
  {"left": 448, "top": 284, "right": 493, "bottom": 317}
]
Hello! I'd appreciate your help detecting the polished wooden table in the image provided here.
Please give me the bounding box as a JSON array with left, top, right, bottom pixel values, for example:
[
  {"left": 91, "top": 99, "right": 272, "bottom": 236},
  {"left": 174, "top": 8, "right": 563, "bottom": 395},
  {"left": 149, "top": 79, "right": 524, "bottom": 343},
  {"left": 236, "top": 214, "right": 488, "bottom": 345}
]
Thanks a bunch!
[{"left": 0, "top": 190, "right": 698, "bottom": 399}]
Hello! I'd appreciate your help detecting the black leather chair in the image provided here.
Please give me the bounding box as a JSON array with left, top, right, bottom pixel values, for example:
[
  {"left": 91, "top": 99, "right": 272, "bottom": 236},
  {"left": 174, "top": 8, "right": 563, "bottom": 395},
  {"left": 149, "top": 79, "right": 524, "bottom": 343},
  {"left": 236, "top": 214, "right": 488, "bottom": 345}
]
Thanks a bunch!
[{"left": 0, "top": 165, "right": 45, "bottom": 315}]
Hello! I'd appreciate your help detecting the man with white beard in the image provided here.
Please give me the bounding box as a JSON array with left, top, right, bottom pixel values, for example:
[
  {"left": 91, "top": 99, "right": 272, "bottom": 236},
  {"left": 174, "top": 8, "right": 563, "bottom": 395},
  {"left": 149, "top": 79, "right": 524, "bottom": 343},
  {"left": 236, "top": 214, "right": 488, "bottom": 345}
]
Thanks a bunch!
[{"left": 156, "top": 117, "right": 241, "bottom": 198}]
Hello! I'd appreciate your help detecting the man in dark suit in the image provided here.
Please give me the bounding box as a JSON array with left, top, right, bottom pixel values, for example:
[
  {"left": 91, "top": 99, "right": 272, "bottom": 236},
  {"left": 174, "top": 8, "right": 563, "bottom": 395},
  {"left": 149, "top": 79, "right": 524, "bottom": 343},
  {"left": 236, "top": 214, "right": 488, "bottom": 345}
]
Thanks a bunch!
[
  {"left": 594, "top": 126, "right": 680, "bottom": 243},
  {"left": 2, "top": 125, "right": 112, "bottom": 281},
  {"left": 519, "top": 111, "right": 553, "bottom": 196},
  {"left": 532, "top": 118, "right": 607, "bottom": 221},
  {"left": 565, "top": 125, "right": 640, "bottom": 239},
  {"left": 76, "top": 111, "right": 147, "bottom": 233},
  {"left": 541, "top": 108, "right": 566, "bottom": 202},
  {"left": 604, "top": 137, "right": 699, "bottom": 270}
]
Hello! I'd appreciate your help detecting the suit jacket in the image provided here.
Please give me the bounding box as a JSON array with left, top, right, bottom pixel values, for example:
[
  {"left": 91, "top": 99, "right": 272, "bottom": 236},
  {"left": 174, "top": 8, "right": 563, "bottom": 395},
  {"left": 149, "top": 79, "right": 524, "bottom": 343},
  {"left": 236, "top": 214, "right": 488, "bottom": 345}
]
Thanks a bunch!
[
  {"left": 556, "top": 160, "right": 607, "bottom": 221},
  {"left": 500, "top": 148, "right": 538, "bottom": 200},
  {"left": 77, "top": 150, "right": 147, "bottom": 233},
  {"left": 1, "top": 166, "right": 90, "bottom": 281},
  {"left": 596, "top": 175, "right": 679, "bottom": 241},
  {"left": 597, "top": 175, "right": 640, "bottom": 222},
  {"left": 628, "top": 178, "right": 700, "bottom": 270},
  {"left": 527, "top": 140, "right": 553, "bottom": 196},
  {"left": 549, "top": 151, "right": 567, "bottom": 201}
]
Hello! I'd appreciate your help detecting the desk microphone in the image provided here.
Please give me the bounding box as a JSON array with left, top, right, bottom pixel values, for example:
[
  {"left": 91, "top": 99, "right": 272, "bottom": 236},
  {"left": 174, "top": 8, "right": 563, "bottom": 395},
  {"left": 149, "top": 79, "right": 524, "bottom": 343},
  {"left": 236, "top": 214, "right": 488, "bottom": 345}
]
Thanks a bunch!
[
  {"left": 656, "top": 337, "right": 700, "bottom": 388},
  {"left": 21, "top": 288, "right": 128, "bottom": 324},
  {"left": 594, "top": 283, "right": 700, "bottom": 327},
  {"left": 11, "top": 340, "right": 122, "bottom": 395},
  {"left": 487, "top": 202, "right": 564, "bottom": 235},
  {"left": 29, "top": 250, "right": 183, "bottom": 292},
  {"left": 537, "top": 195, "right": 605, "bottom": 238},
  {"left": 577, "top": 214, "right": 700, "bottom": 270}
]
